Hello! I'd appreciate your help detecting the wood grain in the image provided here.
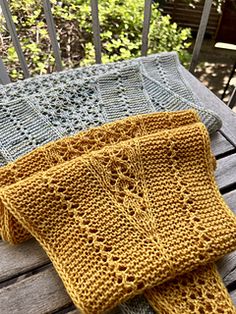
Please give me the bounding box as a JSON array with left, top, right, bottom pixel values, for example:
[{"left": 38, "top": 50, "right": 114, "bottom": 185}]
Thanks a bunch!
[
  {"left": 230, "top": 290, "right": 236, "bottom": 306},
  {"left": 0, "top": 267, "right": 71, "bottom": 314},
  {"left": 0, "top": 239, "right": 48, "bottom": 283},
  {"left": 217, "top": 190, "right": 236, "bottom": 284},
  {"left": 216, "top": 154, "right": 236, "bottom": 190},
  {"left": 211, "top": 131, "right": 234, "bottom": 157},
  {"left": 180, "top": 66, "right": 236, "bottom": 147}
]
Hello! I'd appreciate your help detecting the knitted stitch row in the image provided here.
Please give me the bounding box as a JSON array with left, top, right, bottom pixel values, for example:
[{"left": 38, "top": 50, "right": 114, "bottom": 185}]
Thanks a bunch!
[
  {"left": 0, "top": 53, "right": 221, "bottom": 167},
  {"left": 0, "top": 52, "right": 203, "bottom": 103},
  {"left": 0, "top": 111, "right": 235, "bottom": 313}
]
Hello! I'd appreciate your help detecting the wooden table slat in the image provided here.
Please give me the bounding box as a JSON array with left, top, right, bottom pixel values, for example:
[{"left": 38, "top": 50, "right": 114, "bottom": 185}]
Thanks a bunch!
[
  {"left": 211, "top": 131, "right": 234, "bottom": 157},
  {"left": 181, "top": 66, "right": 236, "bottom": 147},
  {"left": 0, "top": 267, "right": 71, "bottom": 314},
  {"left": 0, "top": 239, "right": 48, "bottom": 283},
  {"left": 216, "top": 154, "right": 236, "bottom": 190}
]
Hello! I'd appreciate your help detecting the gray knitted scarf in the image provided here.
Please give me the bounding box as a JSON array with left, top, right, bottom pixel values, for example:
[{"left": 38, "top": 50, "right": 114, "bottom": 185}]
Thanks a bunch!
[
  {"left": 0, "top": 52, "right": 222, "bottom": 313},
  {"left": 0, "top": 52, "right": 221, "bottom": 168}
]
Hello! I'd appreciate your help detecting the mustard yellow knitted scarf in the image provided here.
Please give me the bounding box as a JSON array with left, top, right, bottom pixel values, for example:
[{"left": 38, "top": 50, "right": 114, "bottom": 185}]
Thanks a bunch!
[{"left": 0, "top": 110, "right": 236, "bottom": 314}]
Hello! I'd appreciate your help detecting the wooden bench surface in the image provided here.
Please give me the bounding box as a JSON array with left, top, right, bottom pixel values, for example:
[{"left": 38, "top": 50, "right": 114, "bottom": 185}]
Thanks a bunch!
[{"left": 0, "top": 68, "right": 236, "bottom": 313}]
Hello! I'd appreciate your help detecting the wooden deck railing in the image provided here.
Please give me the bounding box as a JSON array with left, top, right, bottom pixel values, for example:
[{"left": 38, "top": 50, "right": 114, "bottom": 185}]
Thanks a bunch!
[{"left": 0, "top": 0, "right": 235, "bottom": 107}]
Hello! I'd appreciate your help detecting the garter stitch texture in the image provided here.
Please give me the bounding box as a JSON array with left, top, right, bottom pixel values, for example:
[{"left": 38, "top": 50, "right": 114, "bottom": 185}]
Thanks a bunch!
[
  {"left": 0, "top": 52, "right": 221, "bottom": 166},
  {"left": 0, "top": 110, "right": 200, "bottom": 244},
  {"left": 0, "top": 113, "right": 235, "bottom": 314}
]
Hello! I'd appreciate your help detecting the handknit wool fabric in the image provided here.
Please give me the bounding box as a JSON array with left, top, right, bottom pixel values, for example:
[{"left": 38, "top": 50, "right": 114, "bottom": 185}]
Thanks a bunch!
[
  {"left": 145, "top": 264, "right": 236, "bottom": 314},
  {"left": 0, "top": 109, "right": 221, "bottom": 314},
  {"left": 0, "top": 53, "right": 221, "bottom": 166},
  {"left": 0, "top": 110, "right": 200, "bottom": 244},
  {"left": 0, "top": 115, "right": 236, "bottom": 313},
  {"left": 0, "top": 52, "right": 207, "bottom": 104}
]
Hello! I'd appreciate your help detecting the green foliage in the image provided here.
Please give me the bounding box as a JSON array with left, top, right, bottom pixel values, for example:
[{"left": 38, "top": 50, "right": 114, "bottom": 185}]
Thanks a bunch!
[{"left": 0, "top": 0, "right": 192, "bottom": 80}]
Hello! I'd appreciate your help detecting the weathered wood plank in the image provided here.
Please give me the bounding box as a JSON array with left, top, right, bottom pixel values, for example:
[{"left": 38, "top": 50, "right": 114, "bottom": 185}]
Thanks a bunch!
[
  {"left": 141, "top": 0, "right": 152, "bottom": 56},
  {"left": 218, "top": 250, "right": 236, "bottom": 283},
  {"left": 42, "top": 0, "right": 63, "bottom": 72},
  {"left": 189, "top": 0, "right": 213, "bottom": 73},
  {"left": 90, "top": 0, "right": 102, "bottom": 64},
  {"left": 0, "top": 239, "right": 48, "bottom": 283},
  {"left": 0, "top": 57, "right": 11, "bottom": 85},
  {"left": 180, "top": 66, "right": 236, "bottom": 147},
  {"left": 216, "top": 154, "right": 236, "bottom": 190},
  {"left": 230, "top": 289, "right": 236, "bottom": 306},
  {"left": 223, "top": 267, "right": 236, "bottom": 288},
  {"left": 210, "top": 131, "right": 234, "bottom": 157},
  {"left": 0, "top": 0, "right": 30, "bottom": 78},
  {"left": 0, "top": 267, "right": 71, "bottom": 314},
  {"left": 228, "top": 86, "right": 236, "bottom": 109},
  {"left": 224, "top": 190, "right": 236, "bottom": 214},
  {"left": 217, "top": 190, "right": 236, "bottom": 283}
]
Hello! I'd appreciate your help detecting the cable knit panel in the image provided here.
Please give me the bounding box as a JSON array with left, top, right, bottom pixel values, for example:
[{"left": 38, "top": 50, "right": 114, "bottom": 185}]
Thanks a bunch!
[{"left": 0, "top": 122, "right": 236, "bottom": 314}]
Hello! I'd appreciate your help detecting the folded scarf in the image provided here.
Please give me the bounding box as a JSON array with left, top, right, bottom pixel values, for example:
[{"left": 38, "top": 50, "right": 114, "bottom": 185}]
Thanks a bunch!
[
  {"left": 0, "top": 53, "right": 221, "bottom": 167},
  {"left": 0, "top": 111, "right": 235, "bottom": 313},
  {"left": 0, "top": 52, "right": 207, "bottom": 103}
]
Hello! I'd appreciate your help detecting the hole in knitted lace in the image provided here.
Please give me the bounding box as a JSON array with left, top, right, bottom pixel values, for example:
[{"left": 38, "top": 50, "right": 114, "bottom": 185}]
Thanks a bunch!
[
  {"left": 125, "top": 287, "right": 133, "bottom": 294},
  {"left": 193, "top": 216, "right": 200, "bottom": 222},
  {"left": 102, "top": 256, "right": 107, "bottom": 262},
  {"left": 97, "top": 237, "right": 105, "bottom": 242},
  {"left": 88, "top": 238, "right": 93, "bottom": 244},
  {"left": 196, "top": 225, "right": 205, "bottom": 231},
  {"left": 187, "top": 198, "right": 194, "bottom": 204},
  {"left": 129, "top": 209, "right": 135, "bottom": 216},
  {"left": 64, "top": 195, "right": 72, "bottom": 201},
  {"left": 198, "top": 279, "right": 205, "bottom": 285},
  {"left": 119, "top": 265, "right": 127, "bottom": 271},
  {"left": 205, "top": 303, "right": 213, "bottom": 312},
  {"left": 217, "top": 307, "right": 224, "bottom": 313},
  {"left": 83, "top": 219, "right": 90, "bottom": 225},
  {"left": 127, "top": 183, "right": 135, "bottom": 191},
  {"left": 62, "top": 204, "right": 67, "bottom": 210},
  {"left": 71, "top": 203, "right": 78, "bottom": 209},
  {"left": 112, "top": 256, "right": 119, "bottom": 261},
  {"left": 139, "top": 204, "right": 146, "bottom": 211},
  {"left": 206, "top": 293, "right": 214, "bottom": 299},
  {"left": 199, "top": 254, "right": 205, "bottom": 261},
  {"left": 117, "top": 277, "right": 123, "bottom": 284},
  {"left": 68, "top": 211, "right": 74, "bottom": 218},
  {"left": 190, "top": 293, "right": 196, "bottom": 300},
  {"left": 104, "top": 245, "right": 112, "bottom": 252},
  {"left": 189, "top": 303, "right": 195, "bottom": 311},
  {"left": 199, "top": 306, "right": 205, "bottom": 314},
  {"left": 58, "top": 187, "right": 66, "bottom": 193},
  {"left": 90, "top": 228, "right": 98, "bottom": 233},
  {"left": 137, "top": 281, "right": 144, "bottom": 290},
  {"left": 127, "top": 276, "right": 135, "bottom": 282}
]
